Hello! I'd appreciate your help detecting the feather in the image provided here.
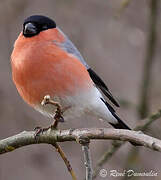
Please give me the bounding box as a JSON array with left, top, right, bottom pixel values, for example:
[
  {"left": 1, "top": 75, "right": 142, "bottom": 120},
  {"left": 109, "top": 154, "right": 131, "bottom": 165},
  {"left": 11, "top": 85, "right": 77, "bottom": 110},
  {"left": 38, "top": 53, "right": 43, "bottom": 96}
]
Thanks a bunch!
[{"left": 88, "top": 68, "right": 120, "bottom": 107}]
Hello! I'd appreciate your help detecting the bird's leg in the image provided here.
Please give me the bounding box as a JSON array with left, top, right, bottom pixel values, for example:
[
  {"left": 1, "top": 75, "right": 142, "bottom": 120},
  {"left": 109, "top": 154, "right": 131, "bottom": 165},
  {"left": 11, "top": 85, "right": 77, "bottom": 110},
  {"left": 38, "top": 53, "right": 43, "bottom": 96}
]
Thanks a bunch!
[
  {"left": 34, "top": 95, "right": 64, "bottom": 137},
  {"left": 51, "top": 103, "right": 64, "bottom": 129}
]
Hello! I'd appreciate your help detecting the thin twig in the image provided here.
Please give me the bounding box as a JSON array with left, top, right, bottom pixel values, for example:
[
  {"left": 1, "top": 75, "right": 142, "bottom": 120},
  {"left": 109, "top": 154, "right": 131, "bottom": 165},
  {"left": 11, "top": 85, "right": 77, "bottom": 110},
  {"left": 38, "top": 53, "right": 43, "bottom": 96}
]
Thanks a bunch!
[
  {"left": 41, "top": 95, "right": 77, "bottom": 179},
  {"left": 52, "top": 142, "right": 77, "bottom": 180},
  {"left": 92, "top": 109, "right": 161, "bottom": 179},
  {"left": 82, "top": 143, "right": 93, "bottom": 180},
  {"left": 42, "top": 95, "right": 74, "bottom": 178},
  {"left": 41, "top": 95, "right": 62, "bottom": 114},
  {"left": 41, "top": 95, "right": 64, "bottom": 126},
  {"left": 135, "top": 109, "right": 161, "bottom": 131},
  {"left": 78, "top": 137, "right": 93, "bottom": 180}
]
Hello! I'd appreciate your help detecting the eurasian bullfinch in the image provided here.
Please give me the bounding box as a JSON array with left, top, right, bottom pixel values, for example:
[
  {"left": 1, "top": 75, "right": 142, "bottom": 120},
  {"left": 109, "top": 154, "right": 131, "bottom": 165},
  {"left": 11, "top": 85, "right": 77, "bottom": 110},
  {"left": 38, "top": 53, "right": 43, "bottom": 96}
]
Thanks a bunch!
[{"left": 11, "top": 15, "right": 135, "bottom": 140}]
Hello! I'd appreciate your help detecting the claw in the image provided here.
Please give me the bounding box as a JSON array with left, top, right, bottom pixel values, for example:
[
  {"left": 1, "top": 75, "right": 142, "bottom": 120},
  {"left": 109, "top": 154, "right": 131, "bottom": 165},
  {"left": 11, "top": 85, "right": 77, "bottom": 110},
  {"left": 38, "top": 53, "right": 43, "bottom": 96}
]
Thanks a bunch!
[{"left": 34, "top": 126, "right": 50, "bottom": 139}]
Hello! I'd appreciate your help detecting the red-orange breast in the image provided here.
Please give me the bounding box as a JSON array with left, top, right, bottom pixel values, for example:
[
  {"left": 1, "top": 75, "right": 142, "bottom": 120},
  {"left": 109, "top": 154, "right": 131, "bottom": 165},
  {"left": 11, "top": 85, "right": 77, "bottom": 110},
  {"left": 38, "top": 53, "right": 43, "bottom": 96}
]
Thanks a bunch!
[{"left": 11, "top": 29, "right": 93, "bottom": 108}]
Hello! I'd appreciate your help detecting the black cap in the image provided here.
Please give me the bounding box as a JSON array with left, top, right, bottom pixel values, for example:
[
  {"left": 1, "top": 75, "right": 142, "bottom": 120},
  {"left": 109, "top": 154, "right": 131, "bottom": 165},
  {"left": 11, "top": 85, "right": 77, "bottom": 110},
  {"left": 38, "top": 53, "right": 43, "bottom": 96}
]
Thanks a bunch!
[{"left": 23, "top": 15, "right": 56, "bottom": 37}]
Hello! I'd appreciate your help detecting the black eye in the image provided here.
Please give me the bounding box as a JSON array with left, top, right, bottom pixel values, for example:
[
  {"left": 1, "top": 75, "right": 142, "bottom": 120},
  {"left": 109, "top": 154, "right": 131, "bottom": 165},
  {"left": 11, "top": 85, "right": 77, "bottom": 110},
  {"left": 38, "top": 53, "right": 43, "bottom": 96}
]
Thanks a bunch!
[{"left": 23, "top": 23, "right": 38, "bottom": 37}]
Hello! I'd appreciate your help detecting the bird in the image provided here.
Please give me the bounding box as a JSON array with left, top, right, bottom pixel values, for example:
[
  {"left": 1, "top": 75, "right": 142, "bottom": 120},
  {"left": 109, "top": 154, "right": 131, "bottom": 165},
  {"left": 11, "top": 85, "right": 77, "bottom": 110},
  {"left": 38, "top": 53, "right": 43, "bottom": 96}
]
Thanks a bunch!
[{"left": 11, "top": 15, "right": 138, "bottom": 145}]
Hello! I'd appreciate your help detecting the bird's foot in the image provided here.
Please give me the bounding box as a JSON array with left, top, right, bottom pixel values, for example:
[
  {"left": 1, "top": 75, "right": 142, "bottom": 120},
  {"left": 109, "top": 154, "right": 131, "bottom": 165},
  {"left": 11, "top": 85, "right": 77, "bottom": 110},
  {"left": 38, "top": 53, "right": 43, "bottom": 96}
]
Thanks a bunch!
[{"left": 34, "top": 126, "right": 50, "bottom": 139}]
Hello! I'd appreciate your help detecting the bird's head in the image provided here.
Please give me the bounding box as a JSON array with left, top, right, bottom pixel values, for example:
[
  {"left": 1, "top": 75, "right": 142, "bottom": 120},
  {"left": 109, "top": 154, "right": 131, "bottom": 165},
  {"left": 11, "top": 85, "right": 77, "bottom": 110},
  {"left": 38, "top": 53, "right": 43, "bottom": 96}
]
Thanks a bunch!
[{"left": 23, "top": 15, "right": 56, "bottom": 38}]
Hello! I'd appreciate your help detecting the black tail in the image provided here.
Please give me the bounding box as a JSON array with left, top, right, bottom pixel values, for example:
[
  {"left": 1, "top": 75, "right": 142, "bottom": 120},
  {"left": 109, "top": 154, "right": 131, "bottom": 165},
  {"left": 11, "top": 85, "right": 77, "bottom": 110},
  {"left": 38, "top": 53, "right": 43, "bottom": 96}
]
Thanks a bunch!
[
  {"left": 101, "top": 98, "right": 141, "bottom": 146},
  {"left": 109, "top": 113, "right": 131, "bottom": 130}
]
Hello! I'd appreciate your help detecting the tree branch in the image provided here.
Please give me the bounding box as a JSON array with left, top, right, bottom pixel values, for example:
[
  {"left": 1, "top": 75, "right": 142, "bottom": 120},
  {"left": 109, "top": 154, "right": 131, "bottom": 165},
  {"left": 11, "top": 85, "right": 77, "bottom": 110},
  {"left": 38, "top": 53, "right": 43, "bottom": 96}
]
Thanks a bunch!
[
  {"left": 1, "top": 128, "right": 161, "bottom": 155},
  {"left": 81, "top": 142, "right": 93, "bottom": 180},
  {"left": 92, "top": 109, "right": 161, "bottom": 179},
  {"left": 51, "top": 143, "right": 77, "bottom": 180}
]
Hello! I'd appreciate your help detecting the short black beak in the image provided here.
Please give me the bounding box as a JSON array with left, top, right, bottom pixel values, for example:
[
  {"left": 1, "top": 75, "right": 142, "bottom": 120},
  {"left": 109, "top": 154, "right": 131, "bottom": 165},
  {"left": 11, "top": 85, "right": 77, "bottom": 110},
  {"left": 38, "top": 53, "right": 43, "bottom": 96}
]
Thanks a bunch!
[{"left": 23, "top": 23, "right": 37, "bottom": 36}]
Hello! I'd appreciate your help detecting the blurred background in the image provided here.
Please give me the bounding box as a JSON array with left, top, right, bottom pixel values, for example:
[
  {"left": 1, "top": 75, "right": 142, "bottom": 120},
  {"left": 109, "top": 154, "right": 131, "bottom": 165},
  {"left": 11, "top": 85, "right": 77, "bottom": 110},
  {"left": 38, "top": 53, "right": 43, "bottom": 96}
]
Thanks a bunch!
[{"left": 0, "top": 0, "right": 161, "bottom": 179}]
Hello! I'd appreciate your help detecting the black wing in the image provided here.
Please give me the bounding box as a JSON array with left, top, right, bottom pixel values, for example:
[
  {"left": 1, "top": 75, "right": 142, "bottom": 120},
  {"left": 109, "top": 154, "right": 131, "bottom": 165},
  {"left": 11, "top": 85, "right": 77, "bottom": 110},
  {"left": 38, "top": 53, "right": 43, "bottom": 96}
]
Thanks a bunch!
[{"left": 88, "top": 68, "right": 120, "bottom": 107}]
